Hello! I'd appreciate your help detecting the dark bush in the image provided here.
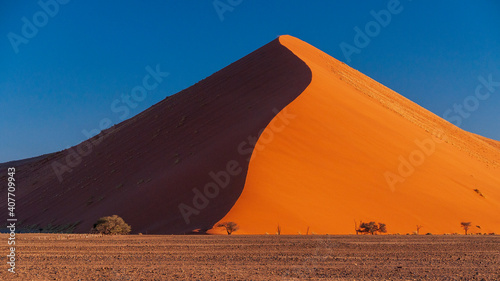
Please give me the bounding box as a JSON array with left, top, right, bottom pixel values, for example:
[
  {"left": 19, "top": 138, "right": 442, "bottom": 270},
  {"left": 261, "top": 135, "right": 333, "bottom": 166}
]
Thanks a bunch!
[
  {"left": 357, "top": 221, "right": 387, "bottom": 235},
  {"left": 92, "top": 215, "right": 131, "bottom": 235}
]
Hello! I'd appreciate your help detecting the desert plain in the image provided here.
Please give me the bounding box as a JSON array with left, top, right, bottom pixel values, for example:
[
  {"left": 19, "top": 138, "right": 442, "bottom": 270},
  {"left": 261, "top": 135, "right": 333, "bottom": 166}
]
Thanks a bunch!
[{"left": 2, "top": 234, "right": 499, "bottom": 280}]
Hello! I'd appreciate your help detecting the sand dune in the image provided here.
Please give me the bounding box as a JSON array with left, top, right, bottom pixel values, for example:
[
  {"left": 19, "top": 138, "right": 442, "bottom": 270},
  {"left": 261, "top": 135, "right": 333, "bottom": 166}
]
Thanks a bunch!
[
  {"left": 2, "top": 35, "right": 499, "bottom": 235},
  {"left": 211, "top": 35, "right": 500, "bottom": 235},
  {"left": 0, "top": 38, "right": 310, "bottom": 234}
]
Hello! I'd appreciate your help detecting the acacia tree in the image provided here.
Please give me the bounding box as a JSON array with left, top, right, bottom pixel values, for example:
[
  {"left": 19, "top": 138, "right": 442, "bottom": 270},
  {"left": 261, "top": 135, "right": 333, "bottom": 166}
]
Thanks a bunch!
[
  {"left": 461, "top": 222, "right": 472, "bottom": 235},
  {"left": 92, "top": 215, "right": 131, "bottom": 235},
  {"left": 359, "top": 221, "right": 378, "bottom": 235},
  {"left": 358, "top": 221, "right": 387, "bottom": 235},
  {"left": 217, "top": 222, "right": 239, "bottom": 235}
]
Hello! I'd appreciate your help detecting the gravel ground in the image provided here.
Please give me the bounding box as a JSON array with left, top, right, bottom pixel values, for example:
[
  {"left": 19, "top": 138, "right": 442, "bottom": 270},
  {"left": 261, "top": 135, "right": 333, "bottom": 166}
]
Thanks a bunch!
[{"left": 1, "top": 234, "right": 499, "bottom": 280}]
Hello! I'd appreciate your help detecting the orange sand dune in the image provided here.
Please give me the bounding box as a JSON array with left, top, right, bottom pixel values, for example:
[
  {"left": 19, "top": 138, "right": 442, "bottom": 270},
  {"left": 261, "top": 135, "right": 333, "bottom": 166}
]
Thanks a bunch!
[
  {"left": 2, "top": 35, "right": 499, "bottom": 235},
  {"left": 212, "top": 35, "right": 500, "bottom": 235}
]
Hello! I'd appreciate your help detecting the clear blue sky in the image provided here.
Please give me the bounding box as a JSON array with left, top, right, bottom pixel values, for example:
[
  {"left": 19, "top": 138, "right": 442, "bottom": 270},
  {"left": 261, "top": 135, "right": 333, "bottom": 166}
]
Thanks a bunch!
[{"left": 1, "top": 0, "right": 499, "bottom": 162}]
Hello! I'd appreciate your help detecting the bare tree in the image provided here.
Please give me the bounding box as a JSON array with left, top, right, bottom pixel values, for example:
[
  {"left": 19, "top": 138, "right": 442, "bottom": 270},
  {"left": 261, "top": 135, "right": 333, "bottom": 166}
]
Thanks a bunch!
[
  {"left": 277, "top": 224, "right": 281, "bottom": 235},
  {"left": 217, "top": 222, "right": 239, "bottom": 235},
  {"left": 461, "top": 222, "right": 471, "bottom": 235},
  {"left": 416, "top": 225, "right": 423, "bottom": 235}
]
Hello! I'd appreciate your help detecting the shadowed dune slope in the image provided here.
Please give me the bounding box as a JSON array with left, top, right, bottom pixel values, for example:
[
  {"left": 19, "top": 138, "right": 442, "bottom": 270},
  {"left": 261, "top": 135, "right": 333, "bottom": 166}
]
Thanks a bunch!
[
  {"left": 0, "top": 38, "right": 311, "bottom": 234},
  {"left": 212, "top": 35, "right": 500, "bottom": 235}
]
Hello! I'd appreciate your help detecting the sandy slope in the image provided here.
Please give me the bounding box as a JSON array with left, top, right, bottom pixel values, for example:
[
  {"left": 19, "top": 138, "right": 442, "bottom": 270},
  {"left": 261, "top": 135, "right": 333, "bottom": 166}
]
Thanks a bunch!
[{"left": 212, "top": 35, "right": 500, "bottom": 235}]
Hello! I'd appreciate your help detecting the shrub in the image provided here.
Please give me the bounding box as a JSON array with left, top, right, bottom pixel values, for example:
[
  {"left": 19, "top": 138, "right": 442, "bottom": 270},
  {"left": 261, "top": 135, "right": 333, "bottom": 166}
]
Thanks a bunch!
[
  {"left": 378, "top": 223, "right": 387, "bottom": 234},
  {"left": 92, "top": 215, "right": 131, "bottom": 235},
  {"left": 217, "top": 222, "right": 239, "bottom": 235},
  {"left": 357, "top": 221, "right": 387, "bottom": 235},
  {"left": 473, "top": 189, "right": 484, "bottom": 197}
]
